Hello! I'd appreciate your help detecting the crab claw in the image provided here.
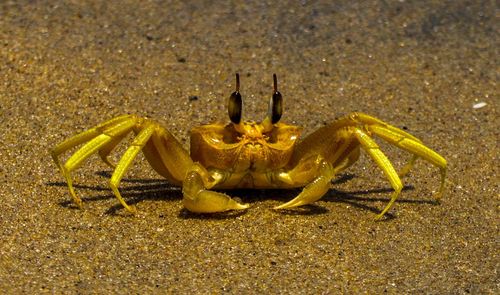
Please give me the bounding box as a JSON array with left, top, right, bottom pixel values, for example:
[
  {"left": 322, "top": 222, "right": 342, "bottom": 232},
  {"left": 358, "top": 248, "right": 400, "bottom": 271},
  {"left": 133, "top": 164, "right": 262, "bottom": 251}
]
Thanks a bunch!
[
  {"left": 183, "top": 190, "right": 250, "bottom": 213},
  {"left": 274, "top": 158, "right": 335, "bottom": 210},
  {"left": 182, "top": 171, "right": 249, "bottom": 213},
  {"left": 273, "top": 176, "right": 330, "bottom": 210}
]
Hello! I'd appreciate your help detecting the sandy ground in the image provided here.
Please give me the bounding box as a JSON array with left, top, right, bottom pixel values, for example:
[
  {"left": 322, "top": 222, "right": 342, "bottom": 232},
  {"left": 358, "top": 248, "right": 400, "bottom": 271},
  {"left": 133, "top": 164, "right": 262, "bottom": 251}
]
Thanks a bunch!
[{"left": 0, "top": 1, "right": 498, "bottom": 293}]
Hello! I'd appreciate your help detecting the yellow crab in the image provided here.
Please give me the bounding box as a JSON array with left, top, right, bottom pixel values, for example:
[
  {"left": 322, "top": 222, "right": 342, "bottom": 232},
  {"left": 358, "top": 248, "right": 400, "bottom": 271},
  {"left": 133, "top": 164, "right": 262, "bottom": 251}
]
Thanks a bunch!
[{"left": 51, "top": 74, "right": 447, "bottom": 219}]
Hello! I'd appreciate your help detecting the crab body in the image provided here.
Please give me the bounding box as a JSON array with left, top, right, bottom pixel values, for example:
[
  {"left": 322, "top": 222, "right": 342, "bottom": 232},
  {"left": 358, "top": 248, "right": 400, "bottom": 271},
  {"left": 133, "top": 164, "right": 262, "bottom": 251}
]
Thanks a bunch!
[
  {"left": 190, "top": 122, "right": 301, "bottom": 188},
  {"left": 52, "top": 74, "right": 447, "bottom": 219}
]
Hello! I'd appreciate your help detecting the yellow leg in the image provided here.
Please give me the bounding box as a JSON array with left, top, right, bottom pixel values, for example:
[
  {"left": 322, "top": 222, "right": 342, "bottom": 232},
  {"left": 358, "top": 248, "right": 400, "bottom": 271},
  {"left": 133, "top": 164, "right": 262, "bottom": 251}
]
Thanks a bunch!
[
  {"left": 108, "top": 123, "right": 156, "bottom": 213},
  {"left": 57, "top": 119, "right": 137, "bottom": 208},
  {"left": 150, "top": 128, "right": 195, "bottom": 183},
  {"left": 349, "top": 113, "right": 424, "bottom": 177},
  {"left": 288, "top": 112, "right": 446, "bottom": 218},
  {"left": 61, "top": 135, "right": 113, "bottom": 208},
  {"left": 354, "top": 129, "right": 403, "bottom": 220},
  {"left": 352, "top": 112, "right": 423, "bottom": 143},
  {"left": 53, "top": 115, "right": 201, "bottom": 212},
  {"left": 274, "top": 156, "right": 336, "bottom": 209},
  {"left": 182, "top": 164, "right": 249, "bottom": 213},
  {"left": 51, "top": 114, "right": 133, "bottom": 168},
  {"left": 368, "top": 125, "right": 447, "bottom": 199},
  {"left": 98, "top": 133, "right": 128, "bottom": 168},
  {"left": 291, "top": 112, "right": 423, "bottom": 168},
  {"left": 52, "top": 128, "right": 101, "bottom": 170},
  {"left": 398, "top": 154, "right": 418, "bottom": 177}
]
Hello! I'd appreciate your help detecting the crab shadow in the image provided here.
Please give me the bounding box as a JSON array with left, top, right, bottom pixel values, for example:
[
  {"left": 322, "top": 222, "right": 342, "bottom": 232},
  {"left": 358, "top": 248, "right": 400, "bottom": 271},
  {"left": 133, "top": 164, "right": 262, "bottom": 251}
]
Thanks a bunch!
[
  {"left": 47, "top": 171, "right": 438, "bottom": 219},
  {"left": 47, "top": 171, "right": 182, "bottom": 215}
]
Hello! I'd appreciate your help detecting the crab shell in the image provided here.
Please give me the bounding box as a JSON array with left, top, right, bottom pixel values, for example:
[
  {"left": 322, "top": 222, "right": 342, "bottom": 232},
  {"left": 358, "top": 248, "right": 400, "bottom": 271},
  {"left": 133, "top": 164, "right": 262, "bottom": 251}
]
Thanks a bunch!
[{"left": 190, "top": 122, "right": 302, "bottom": 176}]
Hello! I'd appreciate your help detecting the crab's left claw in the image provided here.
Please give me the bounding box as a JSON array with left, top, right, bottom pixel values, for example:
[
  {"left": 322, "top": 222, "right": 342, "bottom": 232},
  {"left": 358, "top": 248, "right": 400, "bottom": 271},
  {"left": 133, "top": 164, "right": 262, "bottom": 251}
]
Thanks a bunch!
[
  {"left": 273, "top": 176, "right": 331, "bottom": 209},
  {"left": 274, "top": 156, "right": 336, "bottom": 210},
  {"left": 182, "top": 170, "right": 249, "bottom": 213}
]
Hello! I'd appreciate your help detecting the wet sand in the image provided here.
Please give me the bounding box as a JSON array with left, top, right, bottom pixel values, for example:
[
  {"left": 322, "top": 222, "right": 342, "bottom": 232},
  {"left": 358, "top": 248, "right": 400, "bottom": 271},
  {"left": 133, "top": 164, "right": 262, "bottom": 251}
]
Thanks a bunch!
[{"left": 0, "top": 1, "right": 497, "bottom": 293}]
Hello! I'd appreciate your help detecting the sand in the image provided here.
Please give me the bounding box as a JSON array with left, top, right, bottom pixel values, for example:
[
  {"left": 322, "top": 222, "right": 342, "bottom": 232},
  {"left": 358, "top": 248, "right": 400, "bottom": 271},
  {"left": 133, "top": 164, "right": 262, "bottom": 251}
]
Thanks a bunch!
[{"left": 0, "top": 1, "right": 497, "bottom": 293}]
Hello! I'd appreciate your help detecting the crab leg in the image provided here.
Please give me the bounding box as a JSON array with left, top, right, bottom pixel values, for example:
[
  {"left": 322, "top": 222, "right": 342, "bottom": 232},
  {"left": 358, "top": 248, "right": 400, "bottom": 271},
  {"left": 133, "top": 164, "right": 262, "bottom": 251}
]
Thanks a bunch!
[
  {"left": 354, "top": 128, "right": 403, "bottom": 220},
  {"left": 52, "top": 115, "right": 196, "bottom": 211},
  {"left": 349, "top": 113, "right": 426, "bottom": 177},
  {"left": 149, "top": 128, "right": 195, "bottom": 184},
  {"left": 398, "top": 155, "right": 419, "bottom": 177},
  {"left": 182, "top": 164, "right": 249, "bottom": 213},
  {"left": 368, "top": 125, "right": 447, "bottom": 198},
  {"left": 54, "top": 118, "right": 137, "bottom": 208},
  {"left": 51, "top": 115, "right": 133, "bottom": 168},
  {"left": 142, "top": 128, "right": 248, "bottom": 213},
  {"left": 108, "top": 123, "right": 156, "bottom": 213},
  {"left": 97, "top": 132, "right": 129, "bottom": 168}
]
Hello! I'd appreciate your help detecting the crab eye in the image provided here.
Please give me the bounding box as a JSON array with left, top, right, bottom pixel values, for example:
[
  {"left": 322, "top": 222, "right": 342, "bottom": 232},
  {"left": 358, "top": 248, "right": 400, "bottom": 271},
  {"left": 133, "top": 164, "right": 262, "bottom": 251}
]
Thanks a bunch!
[
  {"left": 268, "top": 73, "right": 283, "bottom": 124},
  {"left": 228, "top": 73, "right": 242, "bottom": 124}
]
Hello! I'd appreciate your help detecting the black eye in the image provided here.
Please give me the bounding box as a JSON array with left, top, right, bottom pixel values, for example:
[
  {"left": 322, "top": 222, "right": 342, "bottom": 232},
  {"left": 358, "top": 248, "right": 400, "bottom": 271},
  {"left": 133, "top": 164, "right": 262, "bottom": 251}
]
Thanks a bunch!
[
  {"left": 269, "top": 73, "right": 283, "bottom": 124},
  {"left": 228, "top": 73, "right": 242, "bottom": 124}
]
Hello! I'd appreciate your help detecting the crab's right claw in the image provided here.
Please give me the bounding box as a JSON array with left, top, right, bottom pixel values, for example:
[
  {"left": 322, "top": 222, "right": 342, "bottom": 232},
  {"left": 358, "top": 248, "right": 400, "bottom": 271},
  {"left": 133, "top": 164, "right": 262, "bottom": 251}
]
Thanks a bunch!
[
  {"left": 183, "top": 190, "right": 250, "bottom": 213},
  {"left": 182, "top": 171, "right": 249, "bottom": 213}
]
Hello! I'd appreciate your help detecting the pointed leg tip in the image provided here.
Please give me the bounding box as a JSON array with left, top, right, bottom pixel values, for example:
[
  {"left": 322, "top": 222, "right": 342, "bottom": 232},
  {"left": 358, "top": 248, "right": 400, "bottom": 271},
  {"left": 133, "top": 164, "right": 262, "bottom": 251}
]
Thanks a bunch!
[
  {"left": 123, "top": 204, "right": 138, "bottom": 215},
  {"left": 273, "top": 202, "right": 296, "bottom": 210},
  {"left": 433, "top": 192, "right": 443, "bottom": 203},
  {"left": 102, "top": 157, "right": 116, "bottom": 169},
  {"left": 75, "top": 200, "right": 84, "bottom": 209},
  {"left": 182, "top": 195, "right": 250, "bottom": 213},
  {"left": 233, "top": 202, "right": 250, "bottom": 210},
  {"left": 224, "top": 196, "right": 250, "bottom": 211},
  {"left": 228, "top": 201, "right": 250, "bottom": 212},
  {"left": 374, "top": 207, "right": 393, "bottom": 220},
  {"left": 68, "top": 188, "right": 84, "bottom": 210}
]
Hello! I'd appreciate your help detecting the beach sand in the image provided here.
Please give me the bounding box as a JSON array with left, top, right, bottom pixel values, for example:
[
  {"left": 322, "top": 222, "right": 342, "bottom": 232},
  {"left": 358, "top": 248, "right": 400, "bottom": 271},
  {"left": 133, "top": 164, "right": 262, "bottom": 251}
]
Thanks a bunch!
[{"left": 0, "top": 1, "right": 497, "bottom": 293}]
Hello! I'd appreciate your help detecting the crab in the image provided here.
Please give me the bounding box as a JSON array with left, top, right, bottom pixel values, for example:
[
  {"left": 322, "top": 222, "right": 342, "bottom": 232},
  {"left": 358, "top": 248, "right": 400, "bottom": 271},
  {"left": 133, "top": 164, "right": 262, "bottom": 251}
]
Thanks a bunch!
[{"left": 51, "top": 73, "right": 447, "bottom": 219}]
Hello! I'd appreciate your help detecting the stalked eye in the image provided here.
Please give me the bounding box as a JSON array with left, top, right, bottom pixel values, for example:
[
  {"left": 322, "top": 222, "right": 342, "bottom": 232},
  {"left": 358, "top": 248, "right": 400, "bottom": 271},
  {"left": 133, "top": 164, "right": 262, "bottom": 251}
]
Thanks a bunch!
[
  {"left": 228, "top": 73, "right": 242, "bottom": 124},
  {"left": 269, "top": 73, "right": 283, "bottom": 124}
]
